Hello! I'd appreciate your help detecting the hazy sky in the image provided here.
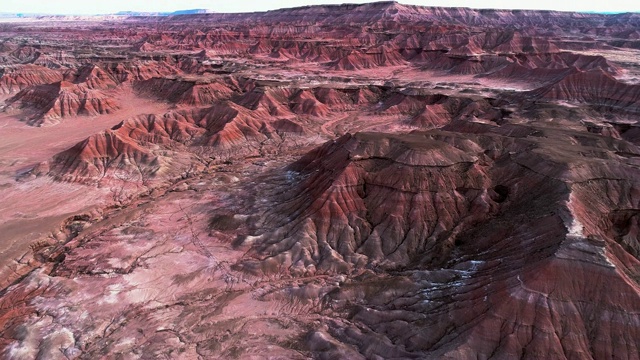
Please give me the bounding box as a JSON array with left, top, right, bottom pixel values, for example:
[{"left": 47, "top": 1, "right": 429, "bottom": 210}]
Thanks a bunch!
[{"left": 3, "top": 0, "right": 637, "bottom": 15}]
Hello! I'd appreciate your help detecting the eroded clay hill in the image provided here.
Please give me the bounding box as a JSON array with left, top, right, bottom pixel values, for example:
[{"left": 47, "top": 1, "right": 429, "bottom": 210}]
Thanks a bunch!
[
  {"left": 0, "top": 2, "right": 639, "bottom": 359},
  {"left": 234, "top": 125, "right": 640, "bottom": 357}
]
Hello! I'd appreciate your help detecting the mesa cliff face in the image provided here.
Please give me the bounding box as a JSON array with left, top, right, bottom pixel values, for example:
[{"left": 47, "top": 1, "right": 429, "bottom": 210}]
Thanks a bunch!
[{"left": 0, "top": 3, "right": 639, "bottom": 360}]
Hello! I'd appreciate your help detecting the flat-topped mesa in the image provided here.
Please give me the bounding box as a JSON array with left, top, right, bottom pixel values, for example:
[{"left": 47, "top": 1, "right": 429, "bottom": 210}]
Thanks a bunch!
[
  {"left": 423, "top": 31, "right": 563, "bottom": 58},
  {"left": 169, "top": 1, "right": 421, "bottom": 25},
  {"left": 416, "top": 49, "right": 620, "bottom": 77}
]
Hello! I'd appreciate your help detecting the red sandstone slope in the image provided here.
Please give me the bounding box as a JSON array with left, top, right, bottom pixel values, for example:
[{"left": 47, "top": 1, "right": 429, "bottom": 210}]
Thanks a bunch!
[
  {"left": 70, "top": 64, "right": 119, "bottom": 89},
  {"left": 235, "top": 126, "right": 640, "bottom": 358},
  {"left": 289, "top": 89, "right": 330, "bottom": 117},
  {"left": 234, "top": 87, "right": 294, "bottom": 117},
  {"left": 134, "top": 77, "right": 234, "bottom": 105},
  {"left": 313, "top": 87, "right": 356, "bottom": 110},
  {"left": 409, "top": 96, "right": 503, "bottom": 127},
  {"left": 35, "top": 111, "right": 213, "bottom": 183},
  {"left": 36, "top": 99, "right": 314, "bottom": 182},
  {"left": 0, "top": 65, "right": 63, "bottom": 94},
  {"left": 530, "top": 69, "right": 640, "bottom": 113},
  {"left": 330, "top": 46, "right": 406, "bottom": 70},
  {"left": 43, "top": 128, "right": 158, "bottom": 181},
  {"left": 375, "top": 92, "right": 504, "bottom": 127},
  {"left": 8, "top": 81, "right": 119, "bottom": 126},
  {"left": 103, "top": 61, "right": 182, "bottom": 83}
]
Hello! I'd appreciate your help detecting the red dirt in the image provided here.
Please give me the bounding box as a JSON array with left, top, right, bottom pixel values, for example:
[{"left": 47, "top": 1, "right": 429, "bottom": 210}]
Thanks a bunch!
[{"left": 0, "top": 2, "right": 639, "bottom": 359}]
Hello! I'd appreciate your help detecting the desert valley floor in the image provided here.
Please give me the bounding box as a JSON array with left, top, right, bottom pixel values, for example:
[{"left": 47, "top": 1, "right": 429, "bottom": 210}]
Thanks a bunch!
[{"left": 0, "top": 2, "right": 640, "bottom": 359}]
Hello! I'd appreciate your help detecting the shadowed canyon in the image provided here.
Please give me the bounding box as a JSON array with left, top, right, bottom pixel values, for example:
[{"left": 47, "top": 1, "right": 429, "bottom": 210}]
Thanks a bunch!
[{"left": 0, "top": 1, "right": 639, "bottom": 358}]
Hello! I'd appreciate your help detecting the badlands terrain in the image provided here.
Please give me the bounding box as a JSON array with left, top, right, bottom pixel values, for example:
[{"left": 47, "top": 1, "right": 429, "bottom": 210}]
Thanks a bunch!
[{"left": 0, "top": 1, "right": 640, "bottom": 358}]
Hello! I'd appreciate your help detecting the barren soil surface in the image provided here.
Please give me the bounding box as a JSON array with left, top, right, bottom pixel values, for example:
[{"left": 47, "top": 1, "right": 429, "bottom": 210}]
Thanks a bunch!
[{"left": 0, "top": 2, "right": 639, "bottom": 359}]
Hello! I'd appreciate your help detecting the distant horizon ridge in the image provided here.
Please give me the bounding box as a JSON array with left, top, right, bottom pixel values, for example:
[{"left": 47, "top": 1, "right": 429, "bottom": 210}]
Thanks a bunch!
[{"left": 0, "top": 1, "right": 637, "bottom": 17}]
